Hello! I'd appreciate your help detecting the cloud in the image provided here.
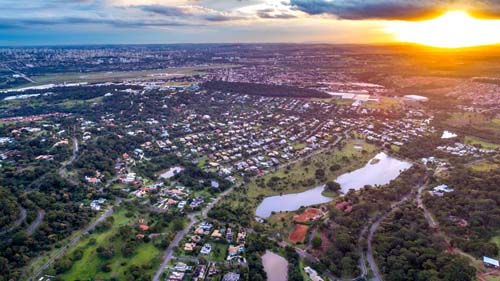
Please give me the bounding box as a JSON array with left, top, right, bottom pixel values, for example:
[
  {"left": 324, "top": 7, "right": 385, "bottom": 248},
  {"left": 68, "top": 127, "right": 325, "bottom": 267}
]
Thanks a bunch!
[
  {"left": 289, "top": 0, "right": 500, "bottom": 20},
  {"left": 256, "top": 8, "right": 297, "bottom": 19},
  {"left": 133, "top": 3, "right": 250, "bottom": 22},
  {"left": 0, "top": 16, "right": 199, "bottom": 29},
  {"left": 135, "top": 5, "right": 188, "bottom": 17}
]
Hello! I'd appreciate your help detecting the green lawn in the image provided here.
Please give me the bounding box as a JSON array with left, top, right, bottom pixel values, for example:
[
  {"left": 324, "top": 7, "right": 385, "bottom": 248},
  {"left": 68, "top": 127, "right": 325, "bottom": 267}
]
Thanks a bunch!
[
  {"left": 363, "top": 97, "right": 402, "bottom": 110},
  {"left": 7, "top": 64, "right": 238, "bottom": 90},
  {"left": 208, "top": 243, "right": 229, "bottom": 262},
  {"left": 491, "top": 235, "right": 500, "bottom": 255},
  {"left": 58, "top": 208, "right": 163, "bottom": 280},
  {"left": 57, "top": 96, "right": 104, "bottom": 108},
  {"left": 465, "top": 136, "right": 500, "bottom": 150},
  {"left": 246, "top": 139, "right": 378, "bottom": 198},
  {"left": 293, "top": 142, "right": 308, "bottom": 150},
  {"left": 469, "top": 160, "right": 500, "bottom": 172}
]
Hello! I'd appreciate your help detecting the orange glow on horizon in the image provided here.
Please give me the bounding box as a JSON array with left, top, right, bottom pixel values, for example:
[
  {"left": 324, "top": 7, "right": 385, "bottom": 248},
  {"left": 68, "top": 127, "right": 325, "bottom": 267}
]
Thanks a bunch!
[{"left": 384, "top": 11, "right": 500, "bottom": 48}]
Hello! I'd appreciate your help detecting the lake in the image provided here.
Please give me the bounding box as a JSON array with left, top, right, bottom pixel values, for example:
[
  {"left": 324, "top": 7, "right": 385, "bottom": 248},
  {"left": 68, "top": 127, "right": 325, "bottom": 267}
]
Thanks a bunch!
[
  {"left": 335, "top": 152, "right": 412, "bottom": 193},
  {"left": 255, "top": 152, "right": 412, "bottom": 218},
  {"left": 262, "top": 250, "right": 288, "bottom": 281},
  {"left": 255, "top": 185, "right": 332, "bottom": 218}
]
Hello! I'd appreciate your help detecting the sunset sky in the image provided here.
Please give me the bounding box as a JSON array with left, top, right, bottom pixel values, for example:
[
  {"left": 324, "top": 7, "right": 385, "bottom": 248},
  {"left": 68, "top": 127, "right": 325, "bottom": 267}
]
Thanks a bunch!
[{"left": 1, "top": 0, "right": 500, "bottom": 46}]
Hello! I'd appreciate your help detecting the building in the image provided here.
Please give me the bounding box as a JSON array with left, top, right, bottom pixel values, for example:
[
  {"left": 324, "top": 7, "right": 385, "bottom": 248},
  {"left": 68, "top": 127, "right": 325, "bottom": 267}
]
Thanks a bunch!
[
  {"left": 403, "top": 95, "right": 429, "bottom": 103},
  {"left": 483, "top": 256, "right": 499, "bottom": 268},
  {"left": 222, "top": 272, "right": 240, "bottom": 281},
  {"left": 304, "top": 266, "right": 324, "bottom": 281}
]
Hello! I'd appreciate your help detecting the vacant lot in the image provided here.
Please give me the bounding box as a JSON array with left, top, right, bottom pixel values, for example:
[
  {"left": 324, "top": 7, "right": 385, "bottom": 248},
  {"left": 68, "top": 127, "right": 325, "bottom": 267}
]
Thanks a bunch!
[
  {"left": 293, "top": 208, "right": 322, "bottom": 223},
  {"left": 289, "top": 224, "right": 309, "bottom": 244}
]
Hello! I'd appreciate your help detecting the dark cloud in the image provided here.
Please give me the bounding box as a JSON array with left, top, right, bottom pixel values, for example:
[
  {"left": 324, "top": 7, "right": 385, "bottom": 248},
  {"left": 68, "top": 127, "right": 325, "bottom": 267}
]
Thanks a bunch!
[
  {"left": 204, "top": 14, "right": 243, "bottom": 22},
  {"left": 0, "top": 17, "right": 199, "bottom": 29},
  {"left": 256, "top": 8, "right": 297, "bottom": 19},
  {"left": 289, "top": 0, "right": 500, "bottom": 20},
  {"left": 135, "top": 5, "right": 188, "bottom": 17},
  {"left": 133, "top": 4, "right": 245, "bottom": 22}
]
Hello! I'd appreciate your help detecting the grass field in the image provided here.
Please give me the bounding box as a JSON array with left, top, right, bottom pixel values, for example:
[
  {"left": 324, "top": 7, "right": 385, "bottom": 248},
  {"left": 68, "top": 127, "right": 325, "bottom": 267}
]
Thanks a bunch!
[
  {"left": 246, "top": 139, "right": 378, "bottom": 198},
  {"left": 8, "top": 64, "right": 238, "bottom": 90},
  {"left": 491, "top": 235, "right": 500, "bottom": 254},
  {"left": 57, "top": 207, "right": 164, "bottom": 280},
  {"left": 468, "top": 160, "right": 500, "bottom": 172},
  {"left": 57, "top": 96, "right": 104, "bottom": 108},
  {"left": 363, "top": 97, "right": 402, "bottom": 110},
  {"left": 465, "top": 136, "right": 500, "bottom": 150},
  {"left": 446, "top": 112, "right": 490, "bottom": 127}
]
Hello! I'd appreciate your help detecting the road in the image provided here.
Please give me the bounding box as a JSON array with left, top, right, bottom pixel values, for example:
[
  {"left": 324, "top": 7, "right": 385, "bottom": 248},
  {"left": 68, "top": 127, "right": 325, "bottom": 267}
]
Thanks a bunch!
[
  {"left": 1, "top": 63, "right": 35, "bottom": 83},
  {"left": 152, "top": 186, "right": 235, "bottom": 281},
  {"left": 358, "top": 225, "right": 369, "bottom": 278},
  {"left": 29, "top": 204, "right": 116, "bottom": 281},
  {"left": 58, "top": 136, "right": 79, "bottom": 186},
  {"left": 26, "top": 209, "right": 45, "bottom": 236},
  {"left": 364, "top": 184, "right": 420, "bottom": 281},
  {"left": 416, "top": 182, "right": 437, "bottom": 228},
  {"left": 0, "top": 206, "right": 27, "bottom": 235}
]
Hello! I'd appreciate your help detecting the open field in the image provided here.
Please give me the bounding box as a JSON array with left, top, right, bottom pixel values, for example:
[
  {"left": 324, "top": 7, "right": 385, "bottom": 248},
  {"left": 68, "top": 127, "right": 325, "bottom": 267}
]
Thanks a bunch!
[
  {"left": 288, "top": 224, "right": 309, "bottom": 244},
  {"left": 363, "top": 97, "right": 403, "bottom": 110},
  {"left": 465, "top": 136, "right": 500, "bottom": 150},
  {"left": 468, "top": 160, "right": 500, "bottom": 172},
  {"left": 491, "top": 235, "right": 500, "bottom": 253},
  {"left": 7, "top": 64, "right": 238, "bottom": 90},
  {"left": 57, "top": 96, "right": 104, "bottom": 108},
  {"left": 246, "top": 139, "right": 378, "bottom": 198},
  {"left": 447, "top": 112, "right": 490, "bottom": 127},
  {"left": 56, "top": 207, "right": 166, "bottom": 280}
]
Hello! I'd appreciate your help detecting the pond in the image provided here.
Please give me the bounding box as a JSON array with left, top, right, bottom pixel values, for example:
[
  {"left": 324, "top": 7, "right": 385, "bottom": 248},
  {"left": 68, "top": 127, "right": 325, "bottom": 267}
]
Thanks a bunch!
[
  {"left": 335, "top": 152, "right": 412, "bottom": 193},
  {"left": 255, "top": 185, "right": 332, "bottom": 218},
  {"left": 262, "top": 250, "right": 288, "bottom": 281},
  {"left": 255, "top": 152, "right": 412, "bottom": 218}
]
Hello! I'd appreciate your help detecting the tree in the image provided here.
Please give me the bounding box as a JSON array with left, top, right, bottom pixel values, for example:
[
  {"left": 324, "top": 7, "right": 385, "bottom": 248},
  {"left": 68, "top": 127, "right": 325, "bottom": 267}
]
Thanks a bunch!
[
  {"left": 54, "top": 258, "right": 73, "bottom": 274},
  {"left": 325, "top": 181, "right": 341, "bottom": 193},
  {"left": 172, "top": 219, "right": 184, "bottom": 232},
  {"left": 312, "top": 236, "right": 322, "bottom": 249}
]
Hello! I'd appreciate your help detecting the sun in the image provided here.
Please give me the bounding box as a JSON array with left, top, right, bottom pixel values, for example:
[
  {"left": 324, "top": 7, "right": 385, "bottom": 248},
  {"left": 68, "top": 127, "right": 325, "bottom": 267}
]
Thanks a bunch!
[{"left": 384, "top": 11, "right": 500, "bottom": 48}]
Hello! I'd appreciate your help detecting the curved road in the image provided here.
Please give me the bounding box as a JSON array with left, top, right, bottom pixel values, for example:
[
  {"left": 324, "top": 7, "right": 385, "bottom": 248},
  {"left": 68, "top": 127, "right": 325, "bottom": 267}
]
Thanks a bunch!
[
  {"left": 0, "top": 206, "right": 27, "bottom": 236},
  {"left": 26, "top": 209, "right": 45, "bottom": 236},
  {"left": 364, "top": 181, "right": 424, "bottom": 281}
]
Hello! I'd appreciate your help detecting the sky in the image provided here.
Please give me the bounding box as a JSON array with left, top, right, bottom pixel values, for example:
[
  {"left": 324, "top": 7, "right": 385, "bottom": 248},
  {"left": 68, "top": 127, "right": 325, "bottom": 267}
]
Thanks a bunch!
[{"left": 1, "top": 0, "right": 500, "bottom": 46}]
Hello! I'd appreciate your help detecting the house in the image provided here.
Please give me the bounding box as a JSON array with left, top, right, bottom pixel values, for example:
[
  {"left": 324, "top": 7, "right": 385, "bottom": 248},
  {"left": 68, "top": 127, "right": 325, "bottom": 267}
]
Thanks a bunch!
[
  {"left": 226, "top": 228, "right": 233, "bottom": 241},
  {"left": 211, "top": 230, "right": 223, "bottom": 239},
  {"left": 167, "top": 271, "right": 184, "bottom": 281},
  {"left": 222, "top": 272, "right": 240, "bottom": 281},
  {"left": 200, "top": 243, "right": 212, "bottom": 255},
  {"left": 184, "top": 243, "right": 196, "bottom": 252},
  {"left": 304, "top": 266, "right": 324, "bottom": 281},
  {"left": 174, "top": 262, "right": 190, "bottom": 272},
  {"left": 227, "top": 244, "right": 245, "bottom": 259},
  {"left": 430, "top": 184, "right": 454, "bottom": 197},
  {"left": 193, "top": 265, "right": 207, "bottom": 281},
  {"left": 237, "top": 231, "right": 246, "bottom": 243},
  {"left": 483, "top": 256, "right": 499, "bottom": 268}
]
